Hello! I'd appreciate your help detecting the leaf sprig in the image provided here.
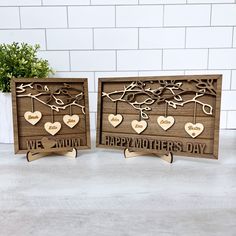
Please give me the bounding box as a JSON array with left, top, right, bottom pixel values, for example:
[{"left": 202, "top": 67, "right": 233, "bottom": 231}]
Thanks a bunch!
[{"left": 0, "top": 42, "right": 53, "bottom": 92}]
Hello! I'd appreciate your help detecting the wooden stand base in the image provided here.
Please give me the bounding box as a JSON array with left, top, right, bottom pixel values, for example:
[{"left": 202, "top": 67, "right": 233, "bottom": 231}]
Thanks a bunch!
[
  {"left": 124, "top": 148, "right": 173, "bottom": 164},
  {"left": 26, "top": 148, "right": 77, "bottom": 162}
]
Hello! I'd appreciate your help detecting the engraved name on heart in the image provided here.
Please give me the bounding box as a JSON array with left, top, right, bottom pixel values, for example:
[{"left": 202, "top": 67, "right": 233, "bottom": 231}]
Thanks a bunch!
[
  {"left": 131, "top": 120, "right": 147, "bottom": 134},
  {"left": 157, "top": 116, "right": 175, "bottom": 131},
  {"left": 184, "top": 122, "right": 204, "bottom": 138},
  {"left": 108, "top": 114, "right": 123, "bottom": 128},
  {"left": 24, "top": 111, "right": 42, "bottom": 125},
  {"left": 63, "top": 115, "right": 80, "bottom": 128},
  {"left": 41, "top": 137, "right": 56, "bottom": 149},
  {"left": 44, "top": 122, "right": 61, "bottom": 136}
]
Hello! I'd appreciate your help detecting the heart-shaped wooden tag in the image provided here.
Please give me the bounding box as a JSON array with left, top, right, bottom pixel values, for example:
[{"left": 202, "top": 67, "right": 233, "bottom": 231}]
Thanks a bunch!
[
  {"left": 41, "top": 137, "right": 56, "bottom": 149},
  {"left": 108, "top": 114, "right": 123, "bottom": 128},
  {"left": 24, "top": 111, "right": 42, "bottom": 125},
  {"left": 63, "top": 114, "right": 80, "bottom": 128},
  {"left": 157, "top": 116, "right": 175, "bottom": 131},
  {"left": 44, "top": 122, "right": 61, "bottom": 136},
  {"left": 131, "top": 120, "right": 147, "bottom": 134},
  {"left": 184, "top": 122, "right": 204, "bottom": 138}
]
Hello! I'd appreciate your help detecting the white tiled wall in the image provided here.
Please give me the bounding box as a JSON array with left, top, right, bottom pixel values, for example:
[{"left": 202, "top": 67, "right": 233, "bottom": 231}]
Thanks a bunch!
[{"left": 0, "top": 1, "right": 236, "bottom": 130}]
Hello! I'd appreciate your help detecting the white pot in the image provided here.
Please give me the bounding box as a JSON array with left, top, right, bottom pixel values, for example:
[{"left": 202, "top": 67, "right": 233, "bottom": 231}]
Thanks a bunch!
[{"left": 0, "top": 92, "right": 13, "bottom": 143}]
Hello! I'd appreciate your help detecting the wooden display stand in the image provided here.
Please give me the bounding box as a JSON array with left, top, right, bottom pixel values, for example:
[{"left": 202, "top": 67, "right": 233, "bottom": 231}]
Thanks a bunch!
[
  {"left": 124, "top": 148, "right": 173, "bottom": 163},
  {"left": 11, "top": 78, "right": 91, "bottom": 162},
  {"left": 26, "top": 148, "right": 77, "bottom": 162}
]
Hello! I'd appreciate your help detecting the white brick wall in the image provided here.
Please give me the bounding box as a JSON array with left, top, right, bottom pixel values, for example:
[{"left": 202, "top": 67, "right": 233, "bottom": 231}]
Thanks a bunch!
[
  {"left": 0, "top": 1, "right": 236, "bottom": 130},
  {"left": 94, "top": 28, "right": 138, "bottom": 49},
  {"left": 116, "top": 6, "right": 163, "bottom": 27},
  {"left": 163, "top": 49, "right": 208, "bottom": 70},
  {"left": 46, "top": 29, "right": 93, "bottom": 50},
  {"left": 0, "top": 0, "right": 41, "bottom": 6},
  {"left": 0, "top": 7, "right": 20, "bottom": 28},
  {"left": 117, "top": 50, "right": 162, "bottom": 70},
  {"left": 140, "top": 28, "right": 185, "bottom": 49},
  {"left": 70, "top": 51, "right": 116, "bottom": 71},
  {"left": 43, "top": 0, "right": 90, "bottom": 5},
  {"left": 37, "top": 51, "right": 70, "bottom": 71},
  {"left": 232, "top": 70, "right": 236, "bottom": 89},
  {"left": 0, "top": 29, "right": 46, "bottom": 49},
  {"left": 186, "top": 27, "right": 232, "bottom": 48},
  {"left": 20, "top": 7, "right": 67, "bottom": 28},
  {"left": 164, "top": 5, "right": 211, "bottom": 27},
  {"left": 68, "top": 6, "right": 115, "bottom": 28},
  {"left": 209, "top": 49, "right": 236, "bottom": 69},
  {"left": 212, "top": 4, "right": 236, "bottom": 26}
]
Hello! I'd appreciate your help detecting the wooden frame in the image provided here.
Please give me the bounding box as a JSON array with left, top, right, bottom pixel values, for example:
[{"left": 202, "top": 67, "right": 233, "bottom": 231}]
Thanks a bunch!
[
  {"left": 96, "top": 75, "right": 222, "bottom": 159},
  {"left": 12, "top": 78, "right": 91, "bottom": 155}
]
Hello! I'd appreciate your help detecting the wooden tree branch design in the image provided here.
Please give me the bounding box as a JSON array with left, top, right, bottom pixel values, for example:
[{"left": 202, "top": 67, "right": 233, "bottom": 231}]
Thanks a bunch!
[
  {"left": 16, "top": 82, "right": 85, "bottom": 114},
  {"left": 102, "top": 79, "right": 216, "bottom": 120}
]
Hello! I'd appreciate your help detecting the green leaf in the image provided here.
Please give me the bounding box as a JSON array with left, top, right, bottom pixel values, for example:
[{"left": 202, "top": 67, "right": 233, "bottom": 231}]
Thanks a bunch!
[{"left": 0, "top": 42, "right": 54, "bottom": 92}]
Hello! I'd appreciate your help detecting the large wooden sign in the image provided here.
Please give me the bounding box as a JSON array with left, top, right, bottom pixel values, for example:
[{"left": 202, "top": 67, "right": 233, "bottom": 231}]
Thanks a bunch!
[
  {"left": 12, "top": 78, "right": 90, "bottom": 154},
  {"left": 96, "top": 75, "right": 222, "bottom": 159}
]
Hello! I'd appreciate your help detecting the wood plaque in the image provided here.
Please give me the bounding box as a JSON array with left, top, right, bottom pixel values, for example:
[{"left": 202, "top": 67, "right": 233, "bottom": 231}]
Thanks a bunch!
[
  {"left": 96, "top": 75, "right": 222, "bottom": 159},
  {"left": 12, "top": 78, "right": 91, "bottom": 154}
]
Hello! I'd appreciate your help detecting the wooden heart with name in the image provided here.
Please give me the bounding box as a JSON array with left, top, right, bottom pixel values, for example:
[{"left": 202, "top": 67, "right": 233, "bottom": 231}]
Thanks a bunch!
[
  {"left": 63, "top": 115, "right": 80, "bottom": 128},
  {"left": 108, "top": 114, "right": 123, "bottom": 128},
  {"left": 44, "top": 122, "right": 61, "bottom": 136},
  {"left": 24, "top": 111, "right": 42, "bottom": 125},
  {"left": 131, "top": 120, "right": 147, "bottom": 134},
  {"left": 41, "top": 137, "right": 56, "bottom": 149},
  {"left": 157, "top": 116, "right": 175, "bottom": 131},
  {"left": 185, "top": 122, "right": 204, "bottom": 138}
]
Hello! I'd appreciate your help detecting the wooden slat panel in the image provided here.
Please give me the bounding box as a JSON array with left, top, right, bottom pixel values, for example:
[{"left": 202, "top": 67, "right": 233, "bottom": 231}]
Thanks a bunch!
[
  {"left": 102, "top": 95, "right": 216, "bottom": 117},
  {"left": 15, "top": 81, "right": 84, "bottom": 92},
  {"left": 19, "top": 133, "right": 88, "bottom": 152},
  {"left": 18, "top": 115, "right": 86, "bottom": 137},
  {"left": 102, "top": 113, "right": 214, "bottom": 139},
  {"left": 102, "top": 76, "right": 218, "bottom": 93},
  {"left": 100, "top": 132, "right": 214, "bottom": 158},
  {"left": 99, "top": 74, "right": 220, "bottom": 83},
  {"left": 17, "top": 96, "right": 85, "bottom": 116}
]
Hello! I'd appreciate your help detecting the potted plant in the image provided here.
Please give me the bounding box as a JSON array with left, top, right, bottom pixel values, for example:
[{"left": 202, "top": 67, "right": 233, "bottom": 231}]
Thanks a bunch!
[{"left": 0, "top": 42, "right": 53, "bottom": 143}]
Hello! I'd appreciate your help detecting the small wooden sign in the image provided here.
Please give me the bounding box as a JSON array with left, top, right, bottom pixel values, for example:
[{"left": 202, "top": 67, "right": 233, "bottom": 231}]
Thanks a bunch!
[
  {"left": 11, "top": 78, "right": 91, "bottom": 154},
  {"left": 96, "top": 75, "right": 222, "bottom": 159}
]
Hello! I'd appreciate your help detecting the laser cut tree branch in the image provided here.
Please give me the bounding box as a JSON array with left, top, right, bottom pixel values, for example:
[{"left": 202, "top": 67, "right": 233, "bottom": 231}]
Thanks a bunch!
[
  {"left": 16, "top": 82, "right": 85, "bottom": 114},
  {"left": 102, "top": 80, "right": 216, "bottom": 119}
]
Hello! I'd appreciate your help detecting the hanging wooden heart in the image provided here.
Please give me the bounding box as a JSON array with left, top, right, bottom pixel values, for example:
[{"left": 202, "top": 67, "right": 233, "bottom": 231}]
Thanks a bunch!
[
  {"left": 41, "top": 137, "right": 56, "bottom": 149},
  {"left": 24, "top": 111, "right": 42, "bottom": 125},
  {"left": 108, "top": 114, "right": 123, "bottom": 128},
  {"left": 184, "top": 122, "right": 204, "bottom": 138},
  {"left": 63, "top": 114, "right": 80, "bottom": 128},
  {"left": 131, "top": 120, "right": 147, "bottom": 134},
  {"left": 44, "top": 122, "right": 61, "bottom": 136},
  {"left": 157, "top": 116, "right": 175, "bottom": 131}
]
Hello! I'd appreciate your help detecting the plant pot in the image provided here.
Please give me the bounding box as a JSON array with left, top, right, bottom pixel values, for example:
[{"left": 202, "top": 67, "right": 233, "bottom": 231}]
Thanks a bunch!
[{"left": 0, "top": 92, "right": 13, "bottom": 143}]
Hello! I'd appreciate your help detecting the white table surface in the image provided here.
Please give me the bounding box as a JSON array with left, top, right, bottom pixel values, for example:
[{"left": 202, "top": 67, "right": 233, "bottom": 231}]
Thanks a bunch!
[{"left": 0, "top": 130, "right": 235, "bottom": 236}]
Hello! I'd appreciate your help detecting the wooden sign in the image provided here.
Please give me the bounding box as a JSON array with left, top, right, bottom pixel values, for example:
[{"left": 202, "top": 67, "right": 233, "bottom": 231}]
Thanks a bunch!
[
  {"left": 96, "top": 75, "right": 222, "bottom": 159},
  {"left": 11, "top": 78, "right": 91, "bottom": 155}
]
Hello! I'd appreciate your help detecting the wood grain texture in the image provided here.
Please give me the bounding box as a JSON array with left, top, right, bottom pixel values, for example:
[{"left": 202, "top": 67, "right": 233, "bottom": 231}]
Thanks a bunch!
[
  {"left": 11, "top": 78, "right": 91, "bottom": 154},
  {"left": 96, "top": 75, "right": 222, "bottom": 159},
  {"left": 102, "top": 114, "right": 214, "bottom": 139}
]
